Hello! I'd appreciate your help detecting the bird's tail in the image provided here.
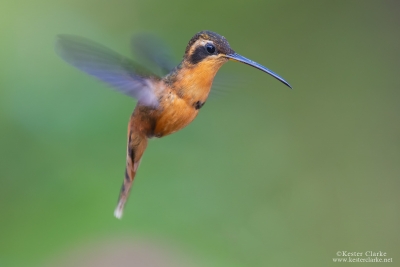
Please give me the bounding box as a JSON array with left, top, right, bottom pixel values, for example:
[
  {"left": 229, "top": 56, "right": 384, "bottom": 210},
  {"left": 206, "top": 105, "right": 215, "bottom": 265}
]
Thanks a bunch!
[
  {"left": 114, "top": 130, "right": 148, "bottom": 219},
  {"left": 113, "top": 167, "right": 138, "bottom": 219}
]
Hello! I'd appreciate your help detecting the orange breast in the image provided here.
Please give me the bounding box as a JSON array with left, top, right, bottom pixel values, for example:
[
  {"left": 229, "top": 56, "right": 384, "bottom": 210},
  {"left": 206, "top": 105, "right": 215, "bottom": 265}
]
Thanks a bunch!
[
  {"left": 153, "top": 92, "right": 198, "bottom": 137},
  {"left": 148, "top": 59, "right": 224, "bottom": 137}
]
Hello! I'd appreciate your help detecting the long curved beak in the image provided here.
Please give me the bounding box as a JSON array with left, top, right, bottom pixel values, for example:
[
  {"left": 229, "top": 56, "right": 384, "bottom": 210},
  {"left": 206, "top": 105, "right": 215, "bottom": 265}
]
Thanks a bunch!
[{"left": 225, "top": 53, "right": 292, "bottom": 89}]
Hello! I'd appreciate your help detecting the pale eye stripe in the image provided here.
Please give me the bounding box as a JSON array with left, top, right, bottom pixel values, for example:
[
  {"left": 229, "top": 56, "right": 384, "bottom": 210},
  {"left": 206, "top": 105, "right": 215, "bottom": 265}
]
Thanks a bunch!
[{"left": 189, "top": 39, "right": 214, "bottom": 54}]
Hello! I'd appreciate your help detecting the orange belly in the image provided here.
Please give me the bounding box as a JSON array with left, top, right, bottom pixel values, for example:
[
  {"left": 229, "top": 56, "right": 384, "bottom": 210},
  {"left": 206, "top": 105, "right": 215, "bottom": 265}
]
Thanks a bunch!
[{"left": 153, "top": 96, "right": 198, "bottom": 137}]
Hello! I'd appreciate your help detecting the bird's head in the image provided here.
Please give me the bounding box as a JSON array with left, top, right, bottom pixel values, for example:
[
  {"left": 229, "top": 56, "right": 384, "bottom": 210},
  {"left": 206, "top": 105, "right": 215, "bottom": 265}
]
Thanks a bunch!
[
  {"left": 184, "top": 31, "right": 233, "bottom": 67},
  {"left": 183, "top": 30, "right": 291, "bottom": 88}
]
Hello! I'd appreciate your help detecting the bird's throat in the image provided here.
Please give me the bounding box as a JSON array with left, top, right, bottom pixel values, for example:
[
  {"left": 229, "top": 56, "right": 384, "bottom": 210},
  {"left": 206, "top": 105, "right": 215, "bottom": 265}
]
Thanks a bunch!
[{"left": 170, "top": 59, "right": 224, "bottom": 103}]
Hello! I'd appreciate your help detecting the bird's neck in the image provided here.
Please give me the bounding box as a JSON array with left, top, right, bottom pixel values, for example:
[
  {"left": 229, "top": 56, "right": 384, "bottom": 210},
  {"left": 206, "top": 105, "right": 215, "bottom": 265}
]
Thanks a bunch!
[{"left": 164, "top": 60, "right": 223, "bottom": 103}]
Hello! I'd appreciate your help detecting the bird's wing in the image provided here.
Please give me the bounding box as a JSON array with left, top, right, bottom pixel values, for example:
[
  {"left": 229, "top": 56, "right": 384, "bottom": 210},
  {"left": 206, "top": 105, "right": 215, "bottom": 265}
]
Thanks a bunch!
[
  {"left": 208, "top": 71, "right": 247, "bottom": 99},
  {"left": 55, "top": 35, "right": 160, "bottom": 107},
  {"left": 131, "top": 33, "right": 177, "bottom": 76}
]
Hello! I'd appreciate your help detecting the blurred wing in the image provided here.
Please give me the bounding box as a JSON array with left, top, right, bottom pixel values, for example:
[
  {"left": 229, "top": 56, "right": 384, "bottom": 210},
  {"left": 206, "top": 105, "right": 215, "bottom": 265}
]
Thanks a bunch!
[
  {"left": 131, "top": 33, "right": 176, "bottom": 76},
  {"left": 55, "top": 35, "right": 160, "bottom": 107},
  {"left": 210, "top": 71, "right": 246, "bottom": 99}
]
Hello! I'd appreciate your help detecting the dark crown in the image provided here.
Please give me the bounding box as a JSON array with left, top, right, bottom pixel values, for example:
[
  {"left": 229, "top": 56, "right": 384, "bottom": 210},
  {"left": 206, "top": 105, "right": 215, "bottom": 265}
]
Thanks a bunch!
[{"left": 185, "top": 31, "right": 234, "bottom": 56}]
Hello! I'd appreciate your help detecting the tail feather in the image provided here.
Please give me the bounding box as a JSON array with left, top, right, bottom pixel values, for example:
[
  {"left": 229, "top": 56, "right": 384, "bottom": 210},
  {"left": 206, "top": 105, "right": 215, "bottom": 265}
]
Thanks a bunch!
[
  {"left": 114, "top": 169, "right": 136, "bottom": 219},
  {"left": 114, "top": 200, "right": 125, "bottom": 219},
  {"left": 114, "top": 128, "right": 147, "bottom": 219}
]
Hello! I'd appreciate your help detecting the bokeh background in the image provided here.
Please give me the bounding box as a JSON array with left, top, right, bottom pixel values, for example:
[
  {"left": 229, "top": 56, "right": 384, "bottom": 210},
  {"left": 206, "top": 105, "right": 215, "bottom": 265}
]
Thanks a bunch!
[{"left": 1, "top": 1, "right": 399, "bottom": 266}]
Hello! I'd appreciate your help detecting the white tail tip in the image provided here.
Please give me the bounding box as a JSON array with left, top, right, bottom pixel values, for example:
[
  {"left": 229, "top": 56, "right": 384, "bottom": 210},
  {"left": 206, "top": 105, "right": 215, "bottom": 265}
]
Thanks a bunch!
[{"left": 114, "top": 203, "right": 124, "bottom": 219}]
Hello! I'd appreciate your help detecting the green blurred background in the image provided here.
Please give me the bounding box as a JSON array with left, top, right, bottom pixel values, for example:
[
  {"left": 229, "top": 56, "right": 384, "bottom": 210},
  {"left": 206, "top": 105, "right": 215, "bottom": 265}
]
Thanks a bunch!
[{"left": 1, "top": 0, "right": 399, "bottom": 266}]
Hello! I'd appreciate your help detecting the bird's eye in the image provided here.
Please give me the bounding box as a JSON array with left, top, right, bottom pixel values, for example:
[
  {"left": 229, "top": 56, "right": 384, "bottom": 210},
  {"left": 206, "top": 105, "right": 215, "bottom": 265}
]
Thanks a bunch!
[{"left": 205, "top": 43, "right": 216, "bottom": 54}]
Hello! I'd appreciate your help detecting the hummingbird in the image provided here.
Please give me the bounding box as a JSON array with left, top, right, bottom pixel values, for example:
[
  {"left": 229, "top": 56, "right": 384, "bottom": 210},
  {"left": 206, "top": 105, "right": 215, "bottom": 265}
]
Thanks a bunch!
[{"left": 55, "top": 31, "right": 291, "bottom": 219}]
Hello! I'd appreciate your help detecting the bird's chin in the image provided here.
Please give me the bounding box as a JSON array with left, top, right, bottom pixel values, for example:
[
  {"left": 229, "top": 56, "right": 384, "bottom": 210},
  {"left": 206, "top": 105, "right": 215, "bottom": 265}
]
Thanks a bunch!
[
  {"left": 219, "top": 55, "right": 230, "bottom": 63},
  {"left": 211, "top": 56, "right": 229, "bottom": 67}
]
